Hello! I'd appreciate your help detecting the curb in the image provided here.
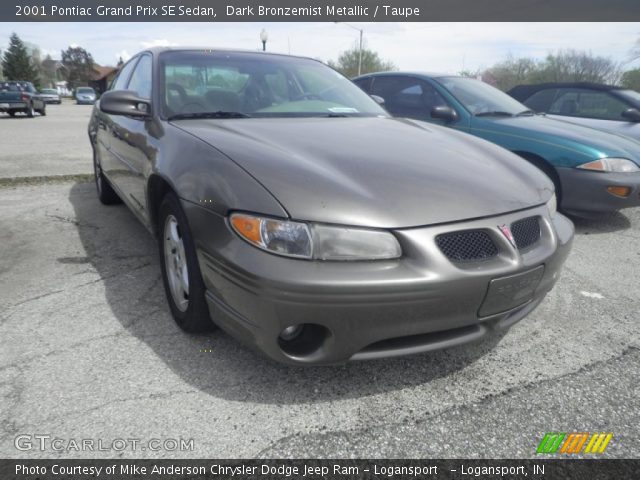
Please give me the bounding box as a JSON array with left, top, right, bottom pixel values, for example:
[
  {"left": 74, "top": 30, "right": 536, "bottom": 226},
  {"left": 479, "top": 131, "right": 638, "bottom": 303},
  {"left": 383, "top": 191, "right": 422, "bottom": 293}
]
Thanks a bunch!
[{"left": 0, "top": 174, "right": 94, "bottom": 187}]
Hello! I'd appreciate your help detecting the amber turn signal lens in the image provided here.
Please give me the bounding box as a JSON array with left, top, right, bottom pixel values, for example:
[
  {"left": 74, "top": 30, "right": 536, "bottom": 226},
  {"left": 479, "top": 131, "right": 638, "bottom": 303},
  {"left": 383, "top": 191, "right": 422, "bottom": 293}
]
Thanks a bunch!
[
  {"left": 606, "top": 186, "right": 631, "bottom": 198},
  {"left": 230, "top": 214, "right": 262, "bottom": 244}
]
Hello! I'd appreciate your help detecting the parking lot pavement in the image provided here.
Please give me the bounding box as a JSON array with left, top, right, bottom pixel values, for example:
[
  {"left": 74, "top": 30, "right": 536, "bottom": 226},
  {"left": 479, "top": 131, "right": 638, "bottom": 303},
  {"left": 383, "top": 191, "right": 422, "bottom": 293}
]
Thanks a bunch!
[
  {"left": 0, "top": 179, "right": 638, "bottom": 459},
  {"left": 0, "top": 101, "right": 93, "bottom": 179}
]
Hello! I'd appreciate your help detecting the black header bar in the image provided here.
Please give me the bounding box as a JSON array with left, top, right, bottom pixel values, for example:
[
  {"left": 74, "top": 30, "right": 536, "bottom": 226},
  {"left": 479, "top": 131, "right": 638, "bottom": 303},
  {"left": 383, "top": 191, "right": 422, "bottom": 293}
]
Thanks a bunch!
[
  {"left": 2, "top": 459, "right": 639, "bottom": 480},
  {"left": 3, "top": 0, "right": 640, "bottom": 22}
]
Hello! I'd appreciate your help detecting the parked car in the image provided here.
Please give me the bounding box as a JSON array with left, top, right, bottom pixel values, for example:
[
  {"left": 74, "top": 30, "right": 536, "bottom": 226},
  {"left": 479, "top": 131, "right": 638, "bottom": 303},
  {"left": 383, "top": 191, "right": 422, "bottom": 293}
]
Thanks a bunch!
[
  {"left": 508, "top": 82, "right": 640, "bottom": 141},
  {"left": 354, "top": 73, "right": 640, "bottom": 216},
  {"left": 75, "top": 87, "right": 97, "bottom": 104},
  {"left": 40, "top": 88, "right": 62, "bottom": 104},
  {"left": 89, "top": 48, "right": 573, "bottom": 365},
  {"left": 0, "top": 81, "right": 46, "bottom": 117}
]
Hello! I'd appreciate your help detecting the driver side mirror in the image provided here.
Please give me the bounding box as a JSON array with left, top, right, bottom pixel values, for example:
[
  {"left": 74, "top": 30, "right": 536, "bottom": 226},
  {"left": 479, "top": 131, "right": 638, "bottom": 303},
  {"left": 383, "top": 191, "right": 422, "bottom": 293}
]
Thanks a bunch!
[
  {"left": 370, "top": 95, "right": 385, "bottom": 106},
  {"left": 621, "top": 108, "right": 640, "bottom": 122},
  {"left": 100, "top": 90, "right": 150, "bottom": 118},
  {"left": 430, "top": 106, "right": 458, "bottom": 123}
]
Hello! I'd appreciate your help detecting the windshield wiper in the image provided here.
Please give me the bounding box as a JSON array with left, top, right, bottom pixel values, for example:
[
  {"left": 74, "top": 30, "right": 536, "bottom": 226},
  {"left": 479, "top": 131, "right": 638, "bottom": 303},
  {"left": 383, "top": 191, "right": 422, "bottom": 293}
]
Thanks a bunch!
[
  {"left": 475, "top": 111, "right": 514, "bottom": 117},
  {"left": 516, "top": 109, "right": 535, "bottom": 116},
  {"left": 168, "top": 111, "right": 251, "bottom": 120}
]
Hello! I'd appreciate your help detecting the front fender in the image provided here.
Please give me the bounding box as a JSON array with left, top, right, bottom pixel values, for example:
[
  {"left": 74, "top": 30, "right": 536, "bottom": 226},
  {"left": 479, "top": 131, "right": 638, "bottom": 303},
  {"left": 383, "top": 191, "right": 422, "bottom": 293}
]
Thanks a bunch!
[{"left": 153, "top": 123, "right": 288, "bottom": 219}]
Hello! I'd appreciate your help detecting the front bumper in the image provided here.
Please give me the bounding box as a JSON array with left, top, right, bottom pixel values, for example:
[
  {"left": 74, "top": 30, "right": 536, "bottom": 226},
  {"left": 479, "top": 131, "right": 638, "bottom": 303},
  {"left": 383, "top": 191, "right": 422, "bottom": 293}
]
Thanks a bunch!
[
  {"left": 183, "top": 202, "right": 573, "bottom": 365},
  {"left": 557, "top": 167, "right": 640, "bottom": 215}
]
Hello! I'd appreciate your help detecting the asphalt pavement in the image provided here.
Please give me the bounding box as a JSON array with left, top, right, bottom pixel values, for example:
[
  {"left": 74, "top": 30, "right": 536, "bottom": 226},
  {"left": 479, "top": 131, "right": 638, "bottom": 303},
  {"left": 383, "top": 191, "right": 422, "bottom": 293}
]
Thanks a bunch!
[
  {"left": 0, "top": 100, "right": 93, "bottom": 179},
  {"left": 0, "top": 103, "right": 638, "bottom": 459}
]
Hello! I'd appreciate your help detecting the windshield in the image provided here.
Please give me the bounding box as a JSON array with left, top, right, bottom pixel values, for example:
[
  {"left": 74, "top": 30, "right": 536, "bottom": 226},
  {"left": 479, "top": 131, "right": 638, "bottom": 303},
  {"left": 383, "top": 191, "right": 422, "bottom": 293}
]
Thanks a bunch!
[
  {"left": 160, "top": 50, "right": 387, "bottom": 118},
  {"left": 77, "top": 88, "right": 94, "bottom": 94},
  {"left": 436, "top": 77, "right": 529, "bottom": 116},
  {"left": 41, "top": 89, "right": 57, "bottom": 94}
]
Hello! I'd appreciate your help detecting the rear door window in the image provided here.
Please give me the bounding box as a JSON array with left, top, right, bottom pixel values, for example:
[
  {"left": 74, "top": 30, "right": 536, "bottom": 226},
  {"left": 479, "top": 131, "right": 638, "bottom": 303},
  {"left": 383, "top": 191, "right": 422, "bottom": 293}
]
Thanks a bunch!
[{"left": 549, "top": 88, "right": 629, "bottom": 120}]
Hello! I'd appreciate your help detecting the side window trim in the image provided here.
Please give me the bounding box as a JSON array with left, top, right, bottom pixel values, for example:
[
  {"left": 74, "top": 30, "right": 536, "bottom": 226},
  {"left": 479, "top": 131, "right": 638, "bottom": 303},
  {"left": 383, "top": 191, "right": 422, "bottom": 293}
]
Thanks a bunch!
[
  {"left": 109, "top": 56, "right": 140, "bottom": 91},
  {"left": 125, "top": 53, "right": 153, "bottom": 101}
]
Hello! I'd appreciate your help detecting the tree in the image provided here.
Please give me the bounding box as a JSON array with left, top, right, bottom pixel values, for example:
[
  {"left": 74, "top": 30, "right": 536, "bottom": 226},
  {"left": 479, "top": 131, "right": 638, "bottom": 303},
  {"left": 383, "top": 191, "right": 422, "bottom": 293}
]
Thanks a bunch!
[
  {"left": 328, "top": 43, "right": 396, "bottom": 78},
  {"left": 39, "top": 54, "right": 60, "bottom": 88},
  {"left": 534, "top": 50, "right": 621, "bottom": 84},
  {"left": 483, "top": 50, "right": 621, "bottom": 91},
  {"left": 621, "top": 69, "right": 640, "bottom": 91},
  {"left": 458, "top": 69, "right": 482, "bottom": 79},
  {"left": 483, "top": 55, "right": 538, "bottom": 91},
  {"left": 61, "top": 45, "right": 95, "bottom": 90},
  {"left": 1, "top": 33, "right": 39, "bottom": 84}
]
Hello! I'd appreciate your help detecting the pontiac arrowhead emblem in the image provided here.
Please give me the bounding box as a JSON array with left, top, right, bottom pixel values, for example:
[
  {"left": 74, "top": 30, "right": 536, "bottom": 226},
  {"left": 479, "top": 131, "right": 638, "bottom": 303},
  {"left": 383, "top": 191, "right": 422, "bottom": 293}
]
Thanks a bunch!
[{"left": 498, "top": 224, "right": 516, "bottom": 248}]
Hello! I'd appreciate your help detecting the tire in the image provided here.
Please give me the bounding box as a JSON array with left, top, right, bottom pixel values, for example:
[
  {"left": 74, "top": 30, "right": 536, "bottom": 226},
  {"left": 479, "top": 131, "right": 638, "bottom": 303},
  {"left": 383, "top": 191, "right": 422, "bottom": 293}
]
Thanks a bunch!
[
  {"left": 26, "top": 104, "right": 35, "bottom": 118},
  {"left": 158, "top": 192, "right": 214, "bottom": 333},
  {"left": 93, "top": 148, "right": 121, "bottom": 205},
  {"left": 39, "top": 104, "right": 46, "bottom": 116},
  {"left": 8, "top": 111, "right": 15, "bottom": 117}
]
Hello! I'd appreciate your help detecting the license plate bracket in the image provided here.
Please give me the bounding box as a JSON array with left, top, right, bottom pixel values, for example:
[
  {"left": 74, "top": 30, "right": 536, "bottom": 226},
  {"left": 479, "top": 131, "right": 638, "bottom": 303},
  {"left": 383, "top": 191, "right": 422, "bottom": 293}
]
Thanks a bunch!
[{"left": 479, "top": 265, "right": 544, "bottom": 317}]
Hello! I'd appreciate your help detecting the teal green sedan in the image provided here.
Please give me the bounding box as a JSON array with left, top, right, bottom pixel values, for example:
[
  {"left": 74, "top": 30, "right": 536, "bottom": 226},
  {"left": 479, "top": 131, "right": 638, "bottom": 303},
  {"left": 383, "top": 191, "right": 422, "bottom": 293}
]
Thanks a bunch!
[{"left": 354, "top": 73, "right": 640, "bottom": 216}]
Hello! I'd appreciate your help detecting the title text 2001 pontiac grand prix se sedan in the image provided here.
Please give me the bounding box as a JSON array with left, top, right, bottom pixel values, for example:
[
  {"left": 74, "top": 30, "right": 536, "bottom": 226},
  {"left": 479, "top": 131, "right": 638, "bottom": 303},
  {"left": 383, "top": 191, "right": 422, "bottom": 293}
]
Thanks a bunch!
[{"left": 88, "top": 48, "right": 574, "bottom": 365}]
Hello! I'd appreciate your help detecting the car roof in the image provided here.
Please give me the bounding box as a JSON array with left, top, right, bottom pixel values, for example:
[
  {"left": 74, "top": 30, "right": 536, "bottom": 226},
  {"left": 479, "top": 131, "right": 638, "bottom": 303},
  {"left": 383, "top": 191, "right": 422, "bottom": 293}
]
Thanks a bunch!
[
  {"left": 142, "top": 46, "right": 319, "bottom": 63},
  {"left": 508, "top": 82, "right": 626, "bottom": 100},
  {"left": 354, "top": 71, "right": 455, "bottom": 81}
]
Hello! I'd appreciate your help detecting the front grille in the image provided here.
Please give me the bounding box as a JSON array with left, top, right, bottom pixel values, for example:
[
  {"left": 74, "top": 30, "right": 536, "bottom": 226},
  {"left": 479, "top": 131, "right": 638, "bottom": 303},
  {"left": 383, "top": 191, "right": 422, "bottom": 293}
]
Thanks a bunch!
[
  {"left": 436, "top": 230, "right": 498, "bottom": 262},
  {"left": 511, "top": 216, "right": 541, "bottom": 250}
]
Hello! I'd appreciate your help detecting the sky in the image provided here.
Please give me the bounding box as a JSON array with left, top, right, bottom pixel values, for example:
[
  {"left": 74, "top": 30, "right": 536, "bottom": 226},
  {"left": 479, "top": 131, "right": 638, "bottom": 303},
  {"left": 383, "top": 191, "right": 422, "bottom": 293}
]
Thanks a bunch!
[{"left": 1, "top": 22, "right": 639, "bottom": 73}]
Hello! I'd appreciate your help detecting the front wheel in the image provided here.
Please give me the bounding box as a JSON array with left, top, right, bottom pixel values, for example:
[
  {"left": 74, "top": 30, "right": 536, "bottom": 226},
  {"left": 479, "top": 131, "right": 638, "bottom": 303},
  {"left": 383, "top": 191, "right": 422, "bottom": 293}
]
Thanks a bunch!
[
  {"left": 26, "top": 104, "right": 35, "bottom": 118},
  {"left": 39, "top": 104, "right": 46, "bottom": 116},
  {"left": 158, "top": 192, "right": 214, "bottom": 333}
]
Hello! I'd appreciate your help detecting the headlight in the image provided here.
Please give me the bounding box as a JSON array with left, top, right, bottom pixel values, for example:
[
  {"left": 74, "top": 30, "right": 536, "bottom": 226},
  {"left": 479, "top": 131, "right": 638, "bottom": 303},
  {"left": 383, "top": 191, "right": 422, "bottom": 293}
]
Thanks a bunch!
[
  {"left": 230, "top": 213, "right": 401, "bottom": 261},
  {"left": 577, "top": 158, "right": 640, "bottom": 173},
  {"left": 546, "top": 193, "right": 557, "bottom": 218},
  {"left": 311, "top": 224, "right": 402, "bottom": 260},
  {"left": 230, "top": 213, "right": 312, "bottom": 259}
]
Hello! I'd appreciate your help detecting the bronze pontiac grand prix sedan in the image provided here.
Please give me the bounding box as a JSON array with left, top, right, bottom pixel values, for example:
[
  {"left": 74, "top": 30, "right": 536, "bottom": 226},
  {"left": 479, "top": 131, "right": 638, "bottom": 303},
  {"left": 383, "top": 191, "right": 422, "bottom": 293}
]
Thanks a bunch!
[{"left": 88, "top": 48, "right": 574, "bottom": 365}]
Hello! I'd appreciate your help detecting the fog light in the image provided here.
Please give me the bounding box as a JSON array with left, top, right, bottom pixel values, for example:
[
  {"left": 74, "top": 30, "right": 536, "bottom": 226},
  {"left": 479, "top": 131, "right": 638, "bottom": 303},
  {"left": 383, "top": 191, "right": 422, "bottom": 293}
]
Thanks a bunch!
[
  {"left": 279, "top": 325, "right": 303, "bottom": 341},
  {"left": 606, "top": 186, "right": 631, "bottom": 198}
]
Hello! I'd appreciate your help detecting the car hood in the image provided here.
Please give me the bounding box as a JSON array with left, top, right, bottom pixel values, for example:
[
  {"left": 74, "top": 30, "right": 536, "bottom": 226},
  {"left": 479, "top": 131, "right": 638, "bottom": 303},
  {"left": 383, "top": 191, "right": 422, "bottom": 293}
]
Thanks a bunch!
[
  {"left": 477, "top": 115, "right": 640, "bottom": 164},
  {"left": 173, "top": 117, "right": 552, "bottom": 228}
]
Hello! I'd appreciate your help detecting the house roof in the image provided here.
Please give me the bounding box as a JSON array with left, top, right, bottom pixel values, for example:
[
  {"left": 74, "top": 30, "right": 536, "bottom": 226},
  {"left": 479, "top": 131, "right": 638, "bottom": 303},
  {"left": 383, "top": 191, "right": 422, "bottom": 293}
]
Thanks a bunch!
[{"left": 91, "top": 66, "right": 118, "bottom": 81}]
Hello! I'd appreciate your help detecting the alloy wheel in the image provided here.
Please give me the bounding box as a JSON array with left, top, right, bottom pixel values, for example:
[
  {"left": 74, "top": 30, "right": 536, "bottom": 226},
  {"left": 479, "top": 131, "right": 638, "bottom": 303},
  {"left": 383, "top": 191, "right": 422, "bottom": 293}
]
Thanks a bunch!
[{"left": 163, "top": 214, "right": 190, "bottom": 312}]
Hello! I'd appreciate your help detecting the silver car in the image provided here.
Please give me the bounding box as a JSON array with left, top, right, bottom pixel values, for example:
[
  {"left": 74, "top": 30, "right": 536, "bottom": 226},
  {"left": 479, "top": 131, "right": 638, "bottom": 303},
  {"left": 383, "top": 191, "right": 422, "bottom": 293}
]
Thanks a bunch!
[
  {"left": 89, "top": 48, "right": 574, "bottom": 365},
  {"left": 509, "top": 82, "right": 640, "bottom": 141},
  {"left": 75, "top": 87, "right": 96, "bottom": 105},
  {"left": 40, "top": 88, "right": 61, "bottom": 104}
]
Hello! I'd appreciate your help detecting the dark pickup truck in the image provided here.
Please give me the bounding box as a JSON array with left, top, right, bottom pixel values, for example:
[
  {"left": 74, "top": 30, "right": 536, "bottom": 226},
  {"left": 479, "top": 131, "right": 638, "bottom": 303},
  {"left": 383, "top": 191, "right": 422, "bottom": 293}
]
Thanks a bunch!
[{"left": 0, "top": 81, "right": 46, "bottom": 117}]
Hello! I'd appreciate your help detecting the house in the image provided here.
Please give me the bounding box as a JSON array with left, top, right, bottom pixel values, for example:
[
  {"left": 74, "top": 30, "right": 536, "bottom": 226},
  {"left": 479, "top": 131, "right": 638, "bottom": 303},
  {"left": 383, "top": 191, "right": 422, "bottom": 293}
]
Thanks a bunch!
[{"left": 89, "top": 66, "right": 119, "bottom": 94}]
